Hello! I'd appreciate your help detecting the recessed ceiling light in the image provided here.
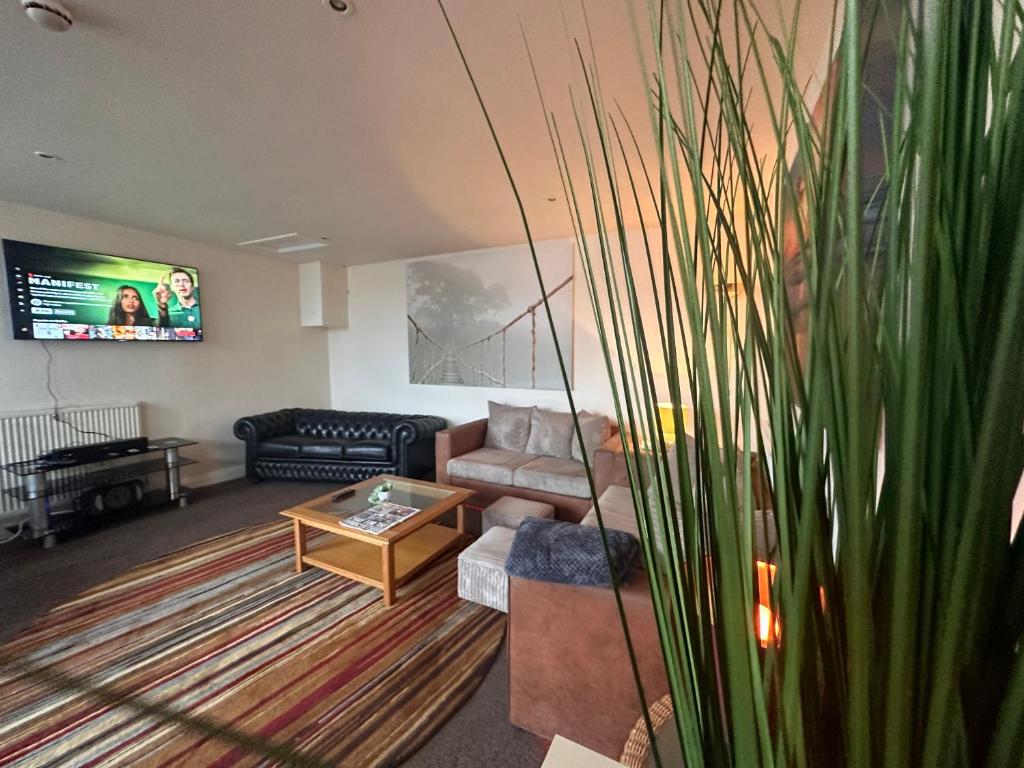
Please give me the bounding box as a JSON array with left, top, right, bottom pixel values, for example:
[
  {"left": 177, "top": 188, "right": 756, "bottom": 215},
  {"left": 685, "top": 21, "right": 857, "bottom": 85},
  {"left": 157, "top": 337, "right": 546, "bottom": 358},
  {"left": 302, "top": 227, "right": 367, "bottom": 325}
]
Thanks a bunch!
[
  {"left": 323, "top": 0, "right": 353, "bottom": 14},
  {"left": 236, "top": 232, "right": 330, "bottom": 255},
  {"left": 33, "top": 151, "right": 61, "bottom": 161},
  {"left": 236, "top": 232, "right": 299, "bottom": 247},
  {"left": 276, "top": 242, "right": 327, "bottom": 254}
]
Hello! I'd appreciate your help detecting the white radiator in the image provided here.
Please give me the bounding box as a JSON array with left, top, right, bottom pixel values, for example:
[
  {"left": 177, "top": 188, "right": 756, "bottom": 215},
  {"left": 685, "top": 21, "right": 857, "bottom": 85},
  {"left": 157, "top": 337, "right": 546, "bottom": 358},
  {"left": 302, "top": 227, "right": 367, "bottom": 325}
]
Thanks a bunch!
[{"left": 0, "top": 403, "right": 142, "bottom": 518}]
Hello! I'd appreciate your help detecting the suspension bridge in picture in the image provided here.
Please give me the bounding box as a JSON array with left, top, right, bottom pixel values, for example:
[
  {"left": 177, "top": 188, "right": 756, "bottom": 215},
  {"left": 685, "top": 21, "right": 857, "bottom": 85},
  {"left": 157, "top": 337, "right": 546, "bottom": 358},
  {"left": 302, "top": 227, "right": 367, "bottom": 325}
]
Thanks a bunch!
[{"left": 408, "top": 275, "right": 573, "bottom": 388}]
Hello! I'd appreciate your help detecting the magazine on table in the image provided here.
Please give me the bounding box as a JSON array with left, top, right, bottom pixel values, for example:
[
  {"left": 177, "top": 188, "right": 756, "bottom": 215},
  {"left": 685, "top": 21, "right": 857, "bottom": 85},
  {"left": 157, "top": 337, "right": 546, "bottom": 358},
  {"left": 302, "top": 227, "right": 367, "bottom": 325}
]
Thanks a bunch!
[{"left": 340, "top": 502, "right": 420, "bottom": 534}]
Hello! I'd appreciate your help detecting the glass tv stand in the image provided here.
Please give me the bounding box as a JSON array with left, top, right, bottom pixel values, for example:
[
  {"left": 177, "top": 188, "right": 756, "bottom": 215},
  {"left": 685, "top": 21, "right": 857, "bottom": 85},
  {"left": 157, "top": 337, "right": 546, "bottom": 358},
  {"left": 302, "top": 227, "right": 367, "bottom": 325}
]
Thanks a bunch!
[{"left": 2, "top": 437, "right": 197, "bottom": 548}]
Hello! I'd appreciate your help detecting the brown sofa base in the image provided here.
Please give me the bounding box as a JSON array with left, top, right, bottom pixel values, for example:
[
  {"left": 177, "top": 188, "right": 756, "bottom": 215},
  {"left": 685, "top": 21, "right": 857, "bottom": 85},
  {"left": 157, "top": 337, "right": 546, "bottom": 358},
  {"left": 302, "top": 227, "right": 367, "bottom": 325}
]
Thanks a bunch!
[
  {"left": 448, "top": 475, "right": 593, "bottom": 524},
  {"left": 508, "top": 575, "right": 669, "bottom": 760}
]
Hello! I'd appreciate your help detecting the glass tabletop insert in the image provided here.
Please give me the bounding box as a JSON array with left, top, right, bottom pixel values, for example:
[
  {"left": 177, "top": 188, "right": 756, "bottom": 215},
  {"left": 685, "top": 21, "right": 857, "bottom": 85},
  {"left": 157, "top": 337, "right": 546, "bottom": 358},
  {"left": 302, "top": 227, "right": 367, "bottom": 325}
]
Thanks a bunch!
[{"left": 305, "top": 478, "right": 458, "bottom": 523}]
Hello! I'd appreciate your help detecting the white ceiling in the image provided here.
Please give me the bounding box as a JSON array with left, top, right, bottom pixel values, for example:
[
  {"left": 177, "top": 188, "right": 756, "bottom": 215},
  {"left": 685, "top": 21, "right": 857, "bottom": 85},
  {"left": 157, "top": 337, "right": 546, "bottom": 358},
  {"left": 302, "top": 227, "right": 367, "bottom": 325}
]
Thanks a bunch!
[{"left": 0, "top": 0, "right": 834, "bottom": 266}]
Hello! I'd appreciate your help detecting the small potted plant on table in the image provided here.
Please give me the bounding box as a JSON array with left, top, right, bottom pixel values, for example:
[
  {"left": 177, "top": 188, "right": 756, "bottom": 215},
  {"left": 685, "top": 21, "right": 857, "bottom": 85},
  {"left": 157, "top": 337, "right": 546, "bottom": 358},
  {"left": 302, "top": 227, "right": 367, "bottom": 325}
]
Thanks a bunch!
[{"left": 368, "top": 480, "right": 393, "bottom": 504}]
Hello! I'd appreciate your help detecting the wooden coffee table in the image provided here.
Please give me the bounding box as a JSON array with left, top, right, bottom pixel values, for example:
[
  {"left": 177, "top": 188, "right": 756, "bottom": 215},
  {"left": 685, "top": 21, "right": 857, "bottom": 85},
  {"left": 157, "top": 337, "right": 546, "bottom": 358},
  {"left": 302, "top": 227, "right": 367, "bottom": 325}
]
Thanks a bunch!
[{"left": 280, "top": 475, "right": 474, "bottom": 607}]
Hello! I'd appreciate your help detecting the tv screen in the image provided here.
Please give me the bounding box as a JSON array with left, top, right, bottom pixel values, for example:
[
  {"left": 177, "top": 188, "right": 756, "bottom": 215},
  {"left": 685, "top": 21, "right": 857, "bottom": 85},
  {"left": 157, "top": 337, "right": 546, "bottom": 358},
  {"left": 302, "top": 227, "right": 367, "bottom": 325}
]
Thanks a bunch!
[{"left": 3, "top": 239, "right": 203, "bottom": 342}]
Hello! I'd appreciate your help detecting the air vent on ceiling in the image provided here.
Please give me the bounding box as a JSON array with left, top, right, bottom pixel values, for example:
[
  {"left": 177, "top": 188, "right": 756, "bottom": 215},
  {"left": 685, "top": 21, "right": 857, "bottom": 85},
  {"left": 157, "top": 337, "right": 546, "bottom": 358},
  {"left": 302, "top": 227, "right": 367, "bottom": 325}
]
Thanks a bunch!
[{"left": 236, "top": 232, "right": 328, "bottom": 255}]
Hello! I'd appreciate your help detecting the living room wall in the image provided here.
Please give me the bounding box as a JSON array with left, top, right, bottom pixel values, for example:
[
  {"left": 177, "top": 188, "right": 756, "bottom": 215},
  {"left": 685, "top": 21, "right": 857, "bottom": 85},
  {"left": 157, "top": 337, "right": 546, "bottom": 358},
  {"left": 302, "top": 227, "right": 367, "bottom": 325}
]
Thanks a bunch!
[
  {"left": 326, "top": 232, "right": 1024, "bottom": 535},
  {"left": 326, "top": 230, "right": 664, "bottom": 425},
  {"left": 0, "top": 201, "right": 331, "bottom": 486}
]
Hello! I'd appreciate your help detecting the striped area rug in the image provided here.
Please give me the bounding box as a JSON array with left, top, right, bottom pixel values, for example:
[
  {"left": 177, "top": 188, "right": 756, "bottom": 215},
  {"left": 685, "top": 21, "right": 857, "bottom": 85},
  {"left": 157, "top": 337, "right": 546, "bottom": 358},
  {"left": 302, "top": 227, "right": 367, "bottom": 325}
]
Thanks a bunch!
[{"left": 0, "top": 521, "right": 506, "bottom": 767}]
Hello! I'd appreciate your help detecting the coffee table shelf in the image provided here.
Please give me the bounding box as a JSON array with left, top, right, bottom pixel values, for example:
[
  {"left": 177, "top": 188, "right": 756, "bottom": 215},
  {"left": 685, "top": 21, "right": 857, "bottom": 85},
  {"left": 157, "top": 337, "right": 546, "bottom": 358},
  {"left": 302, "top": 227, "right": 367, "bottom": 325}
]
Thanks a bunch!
[{"left": 303, "top": 523, "right": 462, "bottom": 587}]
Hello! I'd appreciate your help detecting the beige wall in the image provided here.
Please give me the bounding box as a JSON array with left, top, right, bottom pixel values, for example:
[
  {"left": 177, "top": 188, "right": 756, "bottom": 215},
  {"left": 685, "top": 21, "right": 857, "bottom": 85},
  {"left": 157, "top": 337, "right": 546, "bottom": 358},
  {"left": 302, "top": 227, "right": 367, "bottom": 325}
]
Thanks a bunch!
[
  {"left": 0, "top": 201, "right": 331, "bottom": 486},
  {"left": 326, "top": 233, "right": 662, "bottom": 426},
  {"left": 326, "top": 234, "right": 1024, "bottom": 535}
]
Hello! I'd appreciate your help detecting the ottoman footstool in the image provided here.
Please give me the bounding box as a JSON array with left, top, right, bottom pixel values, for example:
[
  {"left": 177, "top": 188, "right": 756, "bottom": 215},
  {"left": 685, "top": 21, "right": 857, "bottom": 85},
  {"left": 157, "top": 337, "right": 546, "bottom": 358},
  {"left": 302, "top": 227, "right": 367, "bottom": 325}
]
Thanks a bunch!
[
  {"left": 482, "top": 496, "right": 555, "bottom": 534},
  {"left": 458, "top": 526, "right": 516, "bottom": 612}
]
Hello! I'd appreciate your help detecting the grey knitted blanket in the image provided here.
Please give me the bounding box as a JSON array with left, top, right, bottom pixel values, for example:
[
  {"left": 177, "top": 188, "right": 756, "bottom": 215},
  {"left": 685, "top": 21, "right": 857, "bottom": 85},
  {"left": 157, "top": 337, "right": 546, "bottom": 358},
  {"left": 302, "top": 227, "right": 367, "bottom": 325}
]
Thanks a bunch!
[{"left": 504, "top": 517, "right": 640, "bottom": 586}]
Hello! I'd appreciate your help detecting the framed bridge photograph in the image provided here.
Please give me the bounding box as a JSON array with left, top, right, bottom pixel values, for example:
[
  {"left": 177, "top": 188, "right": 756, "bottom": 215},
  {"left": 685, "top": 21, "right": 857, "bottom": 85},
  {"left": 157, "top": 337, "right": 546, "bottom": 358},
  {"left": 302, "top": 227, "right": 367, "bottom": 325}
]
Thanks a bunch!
[{"left": 406, "top": 241, "right": 574, "bottom": 390}]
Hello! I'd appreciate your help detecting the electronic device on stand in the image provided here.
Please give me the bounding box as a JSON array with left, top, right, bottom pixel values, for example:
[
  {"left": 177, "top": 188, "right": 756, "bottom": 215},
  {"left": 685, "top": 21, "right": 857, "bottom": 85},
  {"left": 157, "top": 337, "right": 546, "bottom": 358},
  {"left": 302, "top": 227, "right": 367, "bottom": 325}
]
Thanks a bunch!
[
  {"left": 2, "top": 437, "right": 198, "bottom": 548},
  {"left": 35, "top": 436, "right": 149, "bottom": 466}
]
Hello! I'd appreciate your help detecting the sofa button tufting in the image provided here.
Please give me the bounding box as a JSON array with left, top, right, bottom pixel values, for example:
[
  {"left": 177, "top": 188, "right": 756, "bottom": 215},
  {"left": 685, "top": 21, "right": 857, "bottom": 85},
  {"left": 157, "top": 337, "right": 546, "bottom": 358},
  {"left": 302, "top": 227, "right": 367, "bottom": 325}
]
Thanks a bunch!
[{"left": 234, "top": 409, "right": 447, "bottom": 482}]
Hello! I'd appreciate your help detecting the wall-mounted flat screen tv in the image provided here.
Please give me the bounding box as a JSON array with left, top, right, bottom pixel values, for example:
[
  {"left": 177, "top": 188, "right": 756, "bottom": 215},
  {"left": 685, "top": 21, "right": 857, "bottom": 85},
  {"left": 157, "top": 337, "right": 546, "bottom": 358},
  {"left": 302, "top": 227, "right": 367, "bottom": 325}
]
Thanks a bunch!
[{"left": 3, "top": 239, "right": 203, "bottom": 342}]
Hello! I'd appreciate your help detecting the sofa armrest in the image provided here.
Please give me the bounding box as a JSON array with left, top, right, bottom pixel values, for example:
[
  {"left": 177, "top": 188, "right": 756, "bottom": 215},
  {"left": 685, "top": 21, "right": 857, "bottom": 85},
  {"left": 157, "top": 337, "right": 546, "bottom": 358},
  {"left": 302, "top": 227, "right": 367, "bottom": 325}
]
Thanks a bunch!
[
  {"left": 435, "top": 418, "right": 488, "bottom": 484},
  {"left": 392, "top": 415, "right": 447, "bottom": 445},
  {"left": 232, "top": 409, "right": 297, "bottom": 444},
  {"left": 508, "top": 575, "right": 668, "bottom": 758},
  {"left": 593, "top": 433, "right": 627, "bottom": 491},
  {"left": 233, "top": 409, "right": 298, "bottom": 479},
  {"left": 392, "top": 415, "right": 447, "bottom": 479}
]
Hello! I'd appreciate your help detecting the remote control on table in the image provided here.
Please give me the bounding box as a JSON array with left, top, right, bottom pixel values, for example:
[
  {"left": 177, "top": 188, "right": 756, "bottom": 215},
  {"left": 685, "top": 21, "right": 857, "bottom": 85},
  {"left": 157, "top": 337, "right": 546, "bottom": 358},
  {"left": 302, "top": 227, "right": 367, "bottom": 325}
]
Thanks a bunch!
[{"left": 331, "top": 487, "right": 356, "bottom": 502}]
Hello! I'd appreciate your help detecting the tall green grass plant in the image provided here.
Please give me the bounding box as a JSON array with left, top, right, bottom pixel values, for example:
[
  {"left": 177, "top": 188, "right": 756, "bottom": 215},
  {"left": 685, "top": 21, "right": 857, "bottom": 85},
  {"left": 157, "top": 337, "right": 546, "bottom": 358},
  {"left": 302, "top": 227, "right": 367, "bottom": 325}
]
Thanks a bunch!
[{"left": 441, "top": 0, "right": 1024, "bottom": 764}]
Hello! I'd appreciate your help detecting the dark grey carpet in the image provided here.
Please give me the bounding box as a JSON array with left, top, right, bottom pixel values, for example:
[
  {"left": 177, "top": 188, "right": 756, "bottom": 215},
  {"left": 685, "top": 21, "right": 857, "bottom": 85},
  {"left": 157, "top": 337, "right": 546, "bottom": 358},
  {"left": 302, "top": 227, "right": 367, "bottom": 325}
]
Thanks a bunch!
[{"left": 0, "top": 479, "right": 547, "bottom": 768}]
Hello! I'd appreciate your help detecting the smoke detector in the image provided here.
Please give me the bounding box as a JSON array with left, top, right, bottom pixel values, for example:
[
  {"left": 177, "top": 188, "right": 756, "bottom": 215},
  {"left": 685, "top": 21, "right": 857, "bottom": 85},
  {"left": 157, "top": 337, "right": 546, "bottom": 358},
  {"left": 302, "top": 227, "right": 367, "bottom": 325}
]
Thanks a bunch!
[
  {"left": 323, "top": 0, "right": 353, "bottom": 15},
  {"left": 22, "top": 0, "right": 73, "bottom": 32}
]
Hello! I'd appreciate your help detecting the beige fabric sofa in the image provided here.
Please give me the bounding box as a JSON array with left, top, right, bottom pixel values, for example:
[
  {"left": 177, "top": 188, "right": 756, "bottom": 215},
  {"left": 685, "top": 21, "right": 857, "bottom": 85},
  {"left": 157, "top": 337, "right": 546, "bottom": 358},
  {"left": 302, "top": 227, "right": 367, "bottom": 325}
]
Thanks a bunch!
[{"left": 435, "top": 413, "right": 623, "bottom": 523}]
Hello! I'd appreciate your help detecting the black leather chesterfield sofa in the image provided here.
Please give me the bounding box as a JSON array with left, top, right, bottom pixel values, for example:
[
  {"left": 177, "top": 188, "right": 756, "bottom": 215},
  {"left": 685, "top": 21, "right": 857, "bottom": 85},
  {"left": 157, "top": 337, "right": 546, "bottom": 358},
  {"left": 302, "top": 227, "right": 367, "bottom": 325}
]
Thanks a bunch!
[{"left": 232, "top": 409, "right": 446, "bottom": 483}]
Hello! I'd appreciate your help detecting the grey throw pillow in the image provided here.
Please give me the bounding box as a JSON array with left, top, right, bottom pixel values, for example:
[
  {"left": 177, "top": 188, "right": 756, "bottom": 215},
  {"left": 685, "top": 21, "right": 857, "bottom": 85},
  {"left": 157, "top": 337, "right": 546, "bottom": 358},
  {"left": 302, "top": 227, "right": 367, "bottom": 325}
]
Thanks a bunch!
[
  {"left": 571, "top": 411, "right": 612, "bottom": 463},
  {"left": 524, "top": 408, "right": 574, "bottom": 458},
  {"left": 484, "top": 402, "right": 535, "bottom": 452}
]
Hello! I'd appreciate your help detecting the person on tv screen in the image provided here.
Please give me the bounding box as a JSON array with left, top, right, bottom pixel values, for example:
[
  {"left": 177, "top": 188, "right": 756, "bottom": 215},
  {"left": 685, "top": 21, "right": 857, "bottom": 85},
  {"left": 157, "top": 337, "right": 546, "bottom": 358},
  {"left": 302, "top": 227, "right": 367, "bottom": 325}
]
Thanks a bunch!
[
  {"left": 107, "top": 285, "right": 155, "bottom": 327},
  {"left": 153, "top": 266, "right": 201, "bottom": 329}
]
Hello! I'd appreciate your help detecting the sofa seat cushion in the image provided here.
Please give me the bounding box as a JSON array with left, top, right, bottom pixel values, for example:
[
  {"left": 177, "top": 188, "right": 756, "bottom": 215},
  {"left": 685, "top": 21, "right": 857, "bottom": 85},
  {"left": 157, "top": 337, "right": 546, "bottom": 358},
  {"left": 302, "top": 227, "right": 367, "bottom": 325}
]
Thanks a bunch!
[
  {"left": 344, "top": 439, "right": 391, "bottom": 462},
  {"left": 513, "top": 456, "right": 590, "bottom": 499},
  {"left": 584, "top": 483, "right": 775, "bottom": 562},
  {"left": 448, "top": 448, "right": 538, "bottom": 486},
  {"left": 581, "top": 484, "right": 638, "bottom": 537},
  {"left": 299, "top": 439, "right": 350, "bottom": 459},
  {"left": 257, "top": 436, "right": 318, "bottom": 458}
]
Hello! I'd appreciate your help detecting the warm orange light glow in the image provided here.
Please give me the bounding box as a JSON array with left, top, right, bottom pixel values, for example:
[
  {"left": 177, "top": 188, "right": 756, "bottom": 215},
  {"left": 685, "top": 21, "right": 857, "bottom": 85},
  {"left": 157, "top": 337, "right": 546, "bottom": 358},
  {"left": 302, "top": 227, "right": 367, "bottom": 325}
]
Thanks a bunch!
[
  {"left": 757, "top": 604, "right": 774, "bottom": 646},
  {"left": 756, "top": 560, "right": 781, "bottom": 648}
]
